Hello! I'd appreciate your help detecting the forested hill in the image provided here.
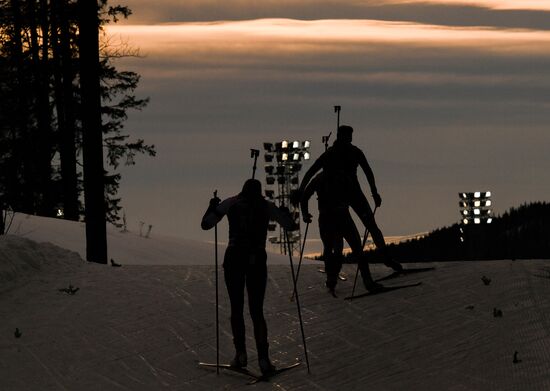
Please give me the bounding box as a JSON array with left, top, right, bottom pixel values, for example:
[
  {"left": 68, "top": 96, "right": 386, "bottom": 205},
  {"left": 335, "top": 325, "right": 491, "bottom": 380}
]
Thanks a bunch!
[{"left": 367, "top": 202, "right": 550, "bottom": 262}]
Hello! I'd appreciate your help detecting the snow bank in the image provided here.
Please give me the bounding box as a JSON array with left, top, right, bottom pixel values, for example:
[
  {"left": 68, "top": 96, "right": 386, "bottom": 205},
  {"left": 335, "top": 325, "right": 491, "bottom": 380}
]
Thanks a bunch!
[
  {"left": 0, "top": 235, "right": 83, "bottom": 289},
  {"left": 7, "top": 213, "right": 298, "bottom": 265}
]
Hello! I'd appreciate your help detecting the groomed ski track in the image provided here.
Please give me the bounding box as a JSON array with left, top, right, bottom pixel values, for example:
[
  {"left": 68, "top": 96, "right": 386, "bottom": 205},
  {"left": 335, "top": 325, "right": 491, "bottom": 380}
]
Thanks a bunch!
[{"left": 2, "top": 243, "right": 550, "bottom": 390}]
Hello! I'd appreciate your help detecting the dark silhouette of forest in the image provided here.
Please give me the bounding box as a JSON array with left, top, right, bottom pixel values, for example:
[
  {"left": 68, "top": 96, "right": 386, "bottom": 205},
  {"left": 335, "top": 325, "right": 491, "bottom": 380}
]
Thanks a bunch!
[
  {"left": 0, "top": 0, "right": 155, "bottom": 261},
  {"left": 360, "top": 202, "right": 550, "bottom": 262}
]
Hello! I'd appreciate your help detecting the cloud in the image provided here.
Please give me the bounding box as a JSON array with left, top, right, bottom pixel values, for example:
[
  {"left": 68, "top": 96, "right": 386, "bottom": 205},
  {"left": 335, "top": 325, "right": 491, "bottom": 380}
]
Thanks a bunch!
[
  {"left": 384, "top": 0, "right": 550, "bottom": 11},
  {"left": 118, "top": 0, "right": 550, "bottom": 31},
  {"left": 108, "top": 18, "right": 550, "bottom": 240}
]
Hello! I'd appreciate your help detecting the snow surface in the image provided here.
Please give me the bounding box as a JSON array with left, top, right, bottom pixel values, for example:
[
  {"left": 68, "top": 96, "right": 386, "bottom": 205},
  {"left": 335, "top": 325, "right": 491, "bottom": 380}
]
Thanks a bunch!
[
  {"left": 7, "top": 213, "right": 297, "bottom": 265},
  {"left": 2, "top": 214, "right": 550, "bottom": 390}
]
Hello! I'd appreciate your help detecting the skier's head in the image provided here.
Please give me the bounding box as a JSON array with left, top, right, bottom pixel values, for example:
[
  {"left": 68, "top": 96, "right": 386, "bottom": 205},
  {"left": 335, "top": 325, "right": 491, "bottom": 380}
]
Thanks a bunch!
[
  {"left": 240, "top": 178, "right": 263, "bottom": 201},
  {"left": 336, "top": 125, "right": 353, "bottom": 143}
]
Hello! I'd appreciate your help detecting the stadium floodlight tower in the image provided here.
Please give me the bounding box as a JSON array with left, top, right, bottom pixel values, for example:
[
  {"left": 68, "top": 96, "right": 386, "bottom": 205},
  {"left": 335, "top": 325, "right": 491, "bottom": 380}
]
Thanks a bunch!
[
  {"left": 459, "top": 191, "right": 493, "bottom": 259},
  {"left": 263, "top": 140, "right": 311, "bottom": 255},
  {"left": 459, "top": 191, "right": 493, "bottom": 225}
]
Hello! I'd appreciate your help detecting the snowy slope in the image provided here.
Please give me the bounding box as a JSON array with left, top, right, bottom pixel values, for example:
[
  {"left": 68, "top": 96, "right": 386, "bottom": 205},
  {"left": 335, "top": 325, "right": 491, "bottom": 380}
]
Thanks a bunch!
[
  {"left": 3, "top": 214, "right": 550, "bottom": 389},
  {"left": 7, "top": 213, "right": 298, "bottom": 265}
]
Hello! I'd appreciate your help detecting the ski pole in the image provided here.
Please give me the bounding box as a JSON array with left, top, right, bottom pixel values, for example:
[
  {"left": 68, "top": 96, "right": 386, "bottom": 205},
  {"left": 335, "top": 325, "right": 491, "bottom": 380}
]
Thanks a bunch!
[
  {"left": 213, "top": 190, "right": 220, "bottom": 374},
  {"left": 250, "top": 149, "right": 259, "bottom": 179},
  {"left": 350, "top": 206, "right": 378, "bottom": 301},
  {"left": 334, "top": 105, "right": 341, "bottom": 130},
  {"left": 285, "top": 229, "right": 311, "bottom": 374},
  {"left": 290, "top": 221, "right": 309, "bottom": 301}
]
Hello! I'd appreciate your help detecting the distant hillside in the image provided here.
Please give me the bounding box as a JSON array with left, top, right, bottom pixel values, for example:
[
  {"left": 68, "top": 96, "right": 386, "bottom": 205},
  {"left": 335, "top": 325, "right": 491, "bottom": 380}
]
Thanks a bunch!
[{"left": 365, "top": 202, "right": 550, "bottom": 262}]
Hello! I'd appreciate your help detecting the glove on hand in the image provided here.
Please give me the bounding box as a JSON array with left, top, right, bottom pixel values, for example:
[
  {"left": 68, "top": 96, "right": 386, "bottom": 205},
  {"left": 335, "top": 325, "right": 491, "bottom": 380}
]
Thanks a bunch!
[{"left": 372, "top": 193, "right": 382, "bottom": 208}]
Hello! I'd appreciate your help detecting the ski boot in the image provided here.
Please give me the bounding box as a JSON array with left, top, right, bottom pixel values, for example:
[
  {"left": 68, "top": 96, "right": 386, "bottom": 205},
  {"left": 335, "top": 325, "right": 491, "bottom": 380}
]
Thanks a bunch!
[
  {"left": 381, "top": 247, "right": 403, "bottom": 272},
  {"left": 364, "top": 281, "right": 384, "bottom": 293},
  {"left": 230, "top": 350, "right": 248, "bottom": 368},
  {"left": 325, "top": 280, "right": 338, "bottom": 298},
  {"left": 258, "top": 357, "right": 276, "bottom": 376},
  {"left": 362, "top": 270, "right": 384, "bottom": 293}
]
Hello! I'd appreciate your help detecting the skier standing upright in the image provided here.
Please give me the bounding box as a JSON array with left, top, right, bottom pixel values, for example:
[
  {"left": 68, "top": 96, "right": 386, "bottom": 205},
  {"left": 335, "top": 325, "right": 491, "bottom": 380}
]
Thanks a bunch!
[
  {"left": 201, "top": 179, "right": 295, "bottom": 375},
  {"left": 294, "top": 125, "right": 402, "bottom": 272}
]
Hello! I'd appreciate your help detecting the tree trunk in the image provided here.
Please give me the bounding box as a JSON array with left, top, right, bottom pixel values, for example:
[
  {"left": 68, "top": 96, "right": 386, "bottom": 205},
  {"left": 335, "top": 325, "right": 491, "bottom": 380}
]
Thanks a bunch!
[
  {"left": 52, "top": 0, "right": 79, "bottom": 220},
  {"left": 78, "top": 0, "right": 107, "bottom": 263},
  {"left": 29, "top": 0, "right": 54, "bottom": 216},
  {"left": 11, "top": 0, "right": 34, "bottom": 213}
]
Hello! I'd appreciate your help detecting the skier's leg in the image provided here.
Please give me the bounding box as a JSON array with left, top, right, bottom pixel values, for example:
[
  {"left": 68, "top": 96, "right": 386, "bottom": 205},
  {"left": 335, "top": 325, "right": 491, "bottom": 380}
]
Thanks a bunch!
[
  {"left": 350, "top": 192, "right": 402, "bottom": 271},
  {"left": 340, "top": 210, "right": 381, "bottom": 291},
  {"left": 319, "top": 212, "right": 339, "bottom": 290},
  {"left": 246, "top": 250, "right": 274, "bottom": 374},
  {"left": 223, "top": 248, "right": 247, "bottom": 365}
]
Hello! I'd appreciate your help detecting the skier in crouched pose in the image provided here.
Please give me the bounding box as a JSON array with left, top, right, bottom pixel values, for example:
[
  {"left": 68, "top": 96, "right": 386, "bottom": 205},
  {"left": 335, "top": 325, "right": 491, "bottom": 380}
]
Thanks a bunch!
[
  {"left": 294, "top": 125, "right": 402, "bottom": 272},
  {"left": 300, "top": 171, "right": 383, "bottom": 296},
  {"left": 201, "top": 179, "right": 294, "bottom": 375}
]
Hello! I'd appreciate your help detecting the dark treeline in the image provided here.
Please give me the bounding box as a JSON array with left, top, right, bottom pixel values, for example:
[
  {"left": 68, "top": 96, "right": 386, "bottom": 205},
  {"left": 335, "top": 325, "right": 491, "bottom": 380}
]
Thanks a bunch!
[
  {"left": 361, "top": 202, "right": 550, "bottom": 263},
  {"left": 0, "top": 0, "right": 154, "bottom": 240}
]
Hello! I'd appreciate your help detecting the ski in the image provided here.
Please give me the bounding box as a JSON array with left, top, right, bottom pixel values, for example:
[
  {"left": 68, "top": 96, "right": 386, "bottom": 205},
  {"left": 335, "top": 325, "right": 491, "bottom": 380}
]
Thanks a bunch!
[
  {"left": 198, "top": 362, "right": 261, "bottom": 381},
  {"left": 344, "top": 282, "right": 422, "bottom": 300},
  {"left": 247, "top": 362, "right": 301, "bottom": 385},
  {"left": 375, "top": 267, "right": 435, "bottom": 282}
]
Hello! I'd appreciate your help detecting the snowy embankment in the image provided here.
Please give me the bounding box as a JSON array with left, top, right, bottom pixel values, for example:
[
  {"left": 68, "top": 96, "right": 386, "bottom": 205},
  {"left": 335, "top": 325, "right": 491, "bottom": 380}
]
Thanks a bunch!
[
  {"left": 0, "top": 235, "right": 83, "bottom": 291},
  {"left": 6, "top": 213, "right": 294, "bottom": 265}
]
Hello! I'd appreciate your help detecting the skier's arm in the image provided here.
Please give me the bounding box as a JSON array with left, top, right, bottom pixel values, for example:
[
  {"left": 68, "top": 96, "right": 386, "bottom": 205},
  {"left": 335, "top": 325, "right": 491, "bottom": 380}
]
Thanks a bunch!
[
  {"left": 292, "top": 154, "right": 325, "bottom": 206},
  {"left": 357, "top": 150, "right": 381, "bottom": 206},
  {"left": 299, "top": 180, "right": 316, "bottom": 223},
  {"left": 267, "top": 202, "right": 296, "bottom": 231},
  {"left": 201, "top": 196, "right": 237, "bottom": 230}
]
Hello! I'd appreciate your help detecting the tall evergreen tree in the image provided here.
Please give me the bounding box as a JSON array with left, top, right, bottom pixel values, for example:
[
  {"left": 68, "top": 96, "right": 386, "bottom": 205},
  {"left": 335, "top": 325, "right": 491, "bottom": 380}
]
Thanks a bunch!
[
  {"left": 78, "top": 0, "right": 107, "bottom": 263},
  {"left": 0, "top": 0, "right": 154, "bottom": 242}
]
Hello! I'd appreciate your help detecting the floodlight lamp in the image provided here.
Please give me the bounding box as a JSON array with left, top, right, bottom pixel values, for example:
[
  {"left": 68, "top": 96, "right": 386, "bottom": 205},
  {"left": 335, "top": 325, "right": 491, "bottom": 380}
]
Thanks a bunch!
[
  {"left": 459, "top": 228, "right": 464, "bottom": 233},
  {"left": 282, "top": 153, "right": 288, "bottom": 161},
  {"left": 474, "top": 200, "right": 481, "bottom": 207},
  {"left": 264, "top": 154, "right": 273, "bottom": 163},
  {"left": 487, "top": 218, "right": 493, "bottom": 224},
  {"left": 304, "top": 152, "right": 310, "bottom": 160},
  {"left": 485, "top": 200, "right": 492, "bottom": 206},
  {"left": 282, "top": 140, "right": 289, "bottom": 149},
  {"left": 462, "top": 210, "right": 468, "bottom": 215},
  {"left": 56, "top": 208, "right": 64, "bottom": 217},
  {"left": 459, "top": 201, "right": 467, "bottom": 208},
  {"left": 293, "top": 153, "right": 300, "bottom": 161},
  {"left": 263, "top": 142, "right": 274, "bottom": 152},
  {"left": 461, "top": 193, "right": 467, "bottom": 199},
  {"left": 474, "top": 191, "right": 481, "bottom": 198},
  {"left": 460, "top": 237, "right": 464, "bottom": 242},
  {"left": 474, "top": 209, "right": 480, "bottom": 215},
  {"left": 463, "top": 218, "right": 469, "bottom": 224},
  {"left": 303, "top": 140, "right": 310, "bottom": 148},
  {"left": 474, "top": 218, "right": 481, "bottom": 224},
  {"left": 292, "top": 141, "right": 299, "bottom": 149},
  {"left": 486, "top": 191, "right": 492, "bottom": 197},
  {"left": 265, "top": 166, "right": 274, "bottom": 174}
]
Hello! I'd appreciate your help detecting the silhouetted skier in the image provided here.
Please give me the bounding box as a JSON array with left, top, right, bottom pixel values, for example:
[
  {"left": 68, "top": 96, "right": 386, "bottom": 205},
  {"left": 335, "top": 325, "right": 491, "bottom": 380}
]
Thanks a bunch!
[
  {"left": 301, "top": 171, "right": 383, "bottom": 295},
  {"left": 294, "top": 125, "right": 402, "bottom": 271},
  {"left": 201, "top": 179, "right": 294, "bottom": 375}
]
